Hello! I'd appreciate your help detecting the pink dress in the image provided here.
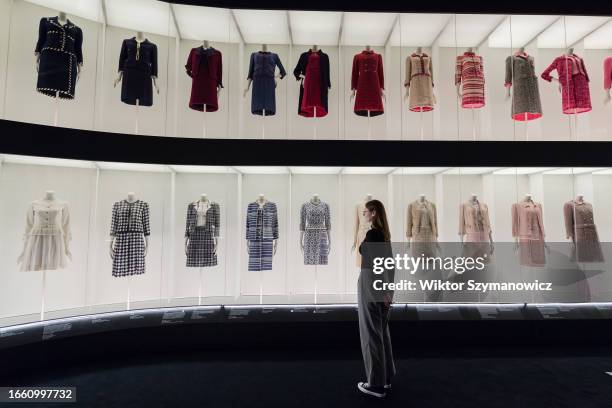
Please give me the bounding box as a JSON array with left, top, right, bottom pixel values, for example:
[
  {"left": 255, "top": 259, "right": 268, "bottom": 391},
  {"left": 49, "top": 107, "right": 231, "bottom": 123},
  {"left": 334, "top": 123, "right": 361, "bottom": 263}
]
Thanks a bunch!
[
  {"left": 541, "top": 54, "right": 591, "bottom": 114},
  {"left": 455, "top": 52, "right": 485, "bottom": 109}
]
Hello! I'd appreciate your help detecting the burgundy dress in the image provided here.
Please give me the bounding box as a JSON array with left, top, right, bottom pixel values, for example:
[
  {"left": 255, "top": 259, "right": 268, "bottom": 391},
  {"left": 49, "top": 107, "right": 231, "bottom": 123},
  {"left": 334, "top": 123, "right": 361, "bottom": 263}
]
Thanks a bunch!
[
  {"left": 351, "top": 50, "right": 384, "bottom": 117},
  {"left": 541, "top": 54, "right": 591, "bottom": 115},
  {"left": 300, "top": 52, "right": 327, "bottom": 117},
  {"left": 185, "top": 47, "right": 223, "bottom": 112}
]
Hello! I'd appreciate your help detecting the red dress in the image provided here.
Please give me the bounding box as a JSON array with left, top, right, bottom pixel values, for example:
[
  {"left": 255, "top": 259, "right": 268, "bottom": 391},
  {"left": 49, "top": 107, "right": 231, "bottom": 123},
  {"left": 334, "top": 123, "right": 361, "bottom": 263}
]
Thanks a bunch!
[
  {"left": 541, "top": 54, "right": 592, "bottom": 114},
  {"left": 351, "top": 50, "right": 384, "bottom": 117},
  {"left": 185, "top": 47, "right": 223, "bottom": 112},
  {"left": 300, "top": 52, "right": 327, "bottom": 117}
]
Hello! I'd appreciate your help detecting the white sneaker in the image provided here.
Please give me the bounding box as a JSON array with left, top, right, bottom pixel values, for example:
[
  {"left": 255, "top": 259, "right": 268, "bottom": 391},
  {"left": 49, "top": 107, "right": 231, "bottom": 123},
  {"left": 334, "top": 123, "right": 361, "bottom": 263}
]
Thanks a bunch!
[{"left": 357, "top": 382, "right": 386, "bottom": 398}]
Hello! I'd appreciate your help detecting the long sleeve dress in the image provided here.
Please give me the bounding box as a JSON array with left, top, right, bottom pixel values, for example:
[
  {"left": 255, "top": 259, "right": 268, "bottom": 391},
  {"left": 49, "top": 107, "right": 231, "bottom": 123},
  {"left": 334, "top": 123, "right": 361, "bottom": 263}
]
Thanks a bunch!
[
  {"left": 185, "top": 46, "right": 223, "bottom": 112},
  {"left": 247, "top": 51, "right": 286, "bottom": 116},
  {"left": 118, "top": 37, "right": 158, "bottom": 106},
  {"left": 404, "top": 53, "right": 435, "bottom": 112},
  {"left": 110, "top": 200, "right": 150, "bottom": 277},
  {"left": 18, "top": 199, "right": 71, "bottom": 272},
  {"left": 351, "top": 50, "right": 385, "bottom": 116},
  {"left": 300, "top": 200, "right": 331, "bottom": 265},
  {"left": 293, "top": 49, "right": 331, "bottom": 117},
  {"left": 504, "top": 53, "right": 542, "bottom": 121},
  {"left": 455, "top": 51, "right": 485, "bottom": 109},
  {"left": 185, "top": 201, "right": 220, "bottom": 267}
]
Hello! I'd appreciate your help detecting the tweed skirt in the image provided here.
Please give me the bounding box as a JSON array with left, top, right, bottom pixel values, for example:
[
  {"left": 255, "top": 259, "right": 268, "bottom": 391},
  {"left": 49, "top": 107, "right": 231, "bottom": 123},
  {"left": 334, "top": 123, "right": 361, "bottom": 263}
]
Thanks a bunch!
[
  {"left": 112, "top": 233, "right": 146, "bottom": 277},
  {"left": 408, "top": 75, "right": 434, "bottom": 112},
  {"left": 411, "top": 227, "right": 437, "bottom": 257},
  {"left": 304, "top": 229, "right": 329, "bottom": 265},
  {"left": 518, "top": 238, "right": 545, "bottom": 267},
  {"left": 248, "top": 239, "right": 274, "bottom": 271},
  {"left": 561, "top": 74, "right": 592, "bottom": 114},
  {"left": 462, "top": 231, "right": 491, "bottom": 261},
  {"left": 186, "top": 227, "right": 217, "bottom": 267}
]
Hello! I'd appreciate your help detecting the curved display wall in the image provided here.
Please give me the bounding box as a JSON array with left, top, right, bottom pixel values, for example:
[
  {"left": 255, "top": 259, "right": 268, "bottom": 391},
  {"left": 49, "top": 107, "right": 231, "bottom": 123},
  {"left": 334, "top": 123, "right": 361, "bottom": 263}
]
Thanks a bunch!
[
  {"left": 1, "top": 0, "right": 612, "bottom": 331},
  {"left": 2, "top": 152, "right": 612, "bottom": 327},
  {"left": 0, "top": 0, "right": 610, "bottom": 141}
]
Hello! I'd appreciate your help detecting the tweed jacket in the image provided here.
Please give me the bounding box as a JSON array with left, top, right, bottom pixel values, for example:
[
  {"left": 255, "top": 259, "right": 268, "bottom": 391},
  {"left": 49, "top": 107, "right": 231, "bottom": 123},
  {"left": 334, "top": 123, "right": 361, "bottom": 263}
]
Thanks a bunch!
[
  {"left": 246, "top": 201, "right": 279, "bottom": 240},
  {"left": 185, "top": 47, "right": 223, "bottom": 87},
  {"left": 110, "top": 200, "right": 151, "bottom": 236},
  {"left": 604, "top": 57, "right": 612, "bottom": 90},
  {"left": 35, "top": 17, "right": 83, "bottom": 65},
  {"left": 563, "top": 200, "right": 596, "bottom": 239},
  {"left": 406, "top": 200, "right": 438, "bottom": 238},
  {"left": 541, "top": 54, "right": 590, "bottom": 85},
  {"left": 404, "top": 53, "right": 434, "bottom": 87},
  {"left": 511, "top": 201, "right": 545, "bottom": 240},
  {"left": 459, "top": 200, "right": 491, "bottom": 236},
  {"left": 247, "top": 52, "right": 286, "bottom": 80},
  {"left": 185, "top": 201, "right": 220, "bottom": 238},
  {"left": 119, "top": 38, "right": 157, "bottom": 76}
]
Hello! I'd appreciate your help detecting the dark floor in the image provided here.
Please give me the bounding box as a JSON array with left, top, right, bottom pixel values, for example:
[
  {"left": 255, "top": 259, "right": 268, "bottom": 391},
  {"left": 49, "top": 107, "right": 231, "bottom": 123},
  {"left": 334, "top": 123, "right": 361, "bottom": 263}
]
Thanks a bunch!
[{"left": 4, "top": 346, "right": 612, "bottom": 408}]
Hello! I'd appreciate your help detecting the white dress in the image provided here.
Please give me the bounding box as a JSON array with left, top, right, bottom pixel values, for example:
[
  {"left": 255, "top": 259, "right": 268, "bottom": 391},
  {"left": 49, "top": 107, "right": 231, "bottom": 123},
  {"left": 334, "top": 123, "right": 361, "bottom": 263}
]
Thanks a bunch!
[{"left": 18, "top": 199, "right": 71, "bottom": 272}]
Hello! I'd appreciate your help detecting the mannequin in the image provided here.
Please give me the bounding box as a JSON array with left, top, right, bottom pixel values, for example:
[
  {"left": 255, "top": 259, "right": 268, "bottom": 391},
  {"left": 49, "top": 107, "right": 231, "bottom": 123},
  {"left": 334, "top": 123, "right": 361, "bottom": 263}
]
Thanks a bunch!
[
  {"left": 456, "top": 47, "right": 474, "bottom": 98},
  {"left": 114, "top": 31, "right": 159, "bottom": 94},
  {"left": 35, "top": 12, "right": 82, "bottom": 83},
  {"left": 300, "top": 193, "right": 332, "bottom": 254},
  {"left": 246, "top": 194, "right": 278, "bottom": 256},
  {"left": 185, "top": 193, "right": 218, "bottom": 256},
  {"left": 459, "top": 194, "right": 494, "bottom": 249},
  {"left": 505, "top": 47, "right": 527, "bottom": 100},
  {"left": 513, "top": 194, "right": 549, "bottom": 253},
  {"left": 352, "top": 193, "right": 373, "bottom": 253},
  {"left": 243, "top": 44, "right": 274, "bottom": 98},
  {"left": 351, "top": 45, "right": 386, "bottom": 104},
  {"left": 404, "top": 47, "right": 424, "bottom": 99},
  {"left": 110, "top": 192, "right": 149, "bottom": 259}
]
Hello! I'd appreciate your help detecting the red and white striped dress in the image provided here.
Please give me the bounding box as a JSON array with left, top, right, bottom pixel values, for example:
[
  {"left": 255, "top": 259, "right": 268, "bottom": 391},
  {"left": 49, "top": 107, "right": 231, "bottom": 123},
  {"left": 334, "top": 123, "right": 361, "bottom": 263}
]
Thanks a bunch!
[{"left": 455, "top": 52, "right": 485, "bottom": 109}]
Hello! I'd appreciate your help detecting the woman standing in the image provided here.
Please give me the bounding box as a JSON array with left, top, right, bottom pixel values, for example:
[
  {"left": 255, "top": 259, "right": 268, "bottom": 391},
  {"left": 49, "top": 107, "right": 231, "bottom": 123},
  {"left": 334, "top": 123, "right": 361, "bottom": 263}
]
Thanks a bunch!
[{"left": 357, "top": 200, "right": 395, "bottom": 398}]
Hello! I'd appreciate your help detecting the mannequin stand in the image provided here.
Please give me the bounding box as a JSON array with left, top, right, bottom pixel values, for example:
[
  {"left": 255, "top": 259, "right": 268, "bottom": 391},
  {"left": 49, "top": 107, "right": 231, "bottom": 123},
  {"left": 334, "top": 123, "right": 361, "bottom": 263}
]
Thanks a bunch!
[
  {"left": 53, "top": 91, "right": 59, "bottom": 127},
  {"left": 572, "top": 114, "right": 579, "bottom": 141},
  {"left": 198, "top": 267, "right": 203, "bottom": 305},
  {"left": 314, "top": 266, "right": 318, "bottom": 305},
  {"left": 202, "top": 105, "right": 207, "bottom": 139},
  {"left": 524, "top": 113, "right": 529, "bottom": 141},
  {"left": 471, "top": 107, "right": 476, "bottom": 140},
  {"left": 367, "top": 110, "right": 371, "bottom": 140},
  {"left": 134, "top": 99, "right": 140, "bottom": 135},
  {"left": 313, "top": 107, "right": 317, "bottom": 139},
  {"left": 40, "top": 270, "right": 47, "bottom": 321},
  {"left": 262, "top": 109, "right": 266, "bottom": 139},
  {"left": 259, "top": 270, "right": 263, "bottom": 304},
  {"left": 420, "top": 108, "right": 424, "bottom": 141},
  {"left": 126, "top": 276, "right": 132, "bottom": 310}
]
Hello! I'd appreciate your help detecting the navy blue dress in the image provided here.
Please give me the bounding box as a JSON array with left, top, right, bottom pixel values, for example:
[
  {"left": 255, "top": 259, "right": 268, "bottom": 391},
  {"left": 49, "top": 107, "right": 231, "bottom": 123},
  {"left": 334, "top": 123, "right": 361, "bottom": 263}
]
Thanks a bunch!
[{"left": 247, "top": 51, "right": 286, "bottom": 116}]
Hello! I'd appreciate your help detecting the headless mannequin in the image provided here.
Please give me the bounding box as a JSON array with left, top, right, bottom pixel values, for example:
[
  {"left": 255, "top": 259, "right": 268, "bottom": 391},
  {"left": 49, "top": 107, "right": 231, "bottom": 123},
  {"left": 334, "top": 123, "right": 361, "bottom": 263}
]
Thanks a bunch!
[
  {"left": 185, "top": 194, "right": 218, "bottom": 255},
  {"left": 243, "top": 44, "right": 283, "bottom": 98},
  {"left": 114, "top": 31, "right": 159, "bottom": 94},
  {"left": 505, "top": 47, "right": 527, "bottom": 100},
  {"left": 514, "top": 194, "right": 549, "bottom": 252},
  {"left": 352, "top": 193, "right": 373, "bottom": 252},
  {"left": 247, "top": 194, "right": 278, "bottom": 255},
  {"left": 456, "top": 47, "right": 474, "bottom": 98},
  {"left": 460, "top": 194, "right": 494, "bottom": 249},
  {"left": 351, "top": 45, "right": 385, "bottom": 102},
  {"left": 38, "top": 190, "right": 72, "bottom": 258},
  {"left": 546, "top": 47, "right": 575, "bottom": 93},
  {"left": 407, "top": 194, "right": 438, "bottom": 250},
  {"left": 110, "top": 192, "right": 149, "bottom": 259},
  {"left": 404, "top": 47, "right": 424, "bottom": 99},
  {"left": 35, "top": 12, "right": 82, "bottom": 88},
  {"left": 300, "top": 194, "right": 331, "bottom": 254}
]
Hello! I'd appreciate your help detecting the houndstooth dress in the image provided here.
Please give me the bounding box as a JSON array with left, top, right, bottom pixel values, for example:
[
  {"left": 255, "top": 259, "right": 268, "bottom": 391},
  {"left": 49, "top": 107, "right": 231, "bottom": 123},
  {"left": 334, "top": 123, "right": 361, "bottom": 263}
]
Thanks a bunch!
[
  {"left": 300, "top": 200, "right": 331, "bottom": 265},
  {"left": 110, "top": 200, "right": 150, "bottom": 277},
  {"left": 185, "top": 201, "right": 220, "bottom": 267}
]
